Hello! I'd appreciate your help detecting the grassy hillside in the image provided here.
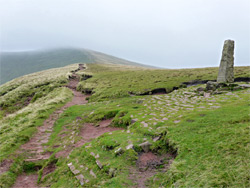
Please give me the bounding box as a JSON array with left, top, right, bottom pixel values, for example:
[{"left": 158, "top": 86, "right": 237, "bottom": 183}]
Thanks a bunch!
[
  {"left": 78, "top": 64, "right": 250, "bottom": 101},
  {"left": 0, "top": 63, "right": 249, "bottom": 187},
  {"left": 0, "top": 48, "right": 149, "bottom": 85}
]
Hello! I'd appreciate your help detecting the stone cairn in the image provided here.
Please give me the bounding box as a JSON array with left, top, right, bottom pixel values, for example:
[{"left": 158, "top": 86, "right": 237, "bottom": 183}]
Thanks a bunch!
[{"left": 217, "top": 40, "right": 235, "bottom": 83}]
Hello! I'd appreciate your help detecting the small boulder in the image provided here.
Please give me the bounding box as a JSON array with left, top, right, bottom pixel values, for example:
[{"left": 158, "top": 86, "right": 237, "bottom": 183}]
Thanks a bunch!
[
  {"left": 139, "top": 141, "right": 152, "bottom": 153},
  {"left": 126, "top": 144, "right": 134, "bottom": 150},
  {"left": 196, "top": 87, "right": 205, "bottom": 92},
  {"left": 203, "top": 92, "right": 211, "bottom": 98},
  {"left": 96, "top": 160, "right": 103, "bottom": 169},
  {"left": 114, "top": 147, "right": 124, "bottom": 156},
  {"left": 206, "top": 81, "right": 218, "bottom": 91},
  {"left": 153, "top": 136, "right": 160, "bottom": 142},
  {"left": 75, "top": 174, "right": 84, "bottom": 186},
  {"left": 90, "top": 169, "right": 97, "bottom": 178}
]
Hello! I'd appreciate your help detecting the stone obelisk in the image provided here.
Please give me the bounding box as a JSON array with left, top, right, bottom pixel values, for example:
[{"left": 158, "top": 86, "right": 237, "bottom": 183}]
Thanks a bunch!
[{"left": 217, "top": 40, "right": 235, "bottom": 83}]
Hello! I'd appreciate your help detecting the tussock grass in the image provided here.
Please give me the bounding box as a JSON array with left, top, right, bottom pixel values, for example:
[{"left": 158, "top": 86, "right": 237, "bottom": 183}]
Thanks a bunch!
[{"left": 0, "top": 64, "right": 78, "bottom": 116}]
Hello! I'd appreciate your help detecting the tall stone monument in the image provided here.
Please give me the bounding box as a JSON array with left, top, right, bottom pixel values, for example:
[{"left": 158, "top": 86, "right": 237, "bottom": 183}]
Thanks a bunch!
[{"left": 217, "top": 40, "right": 235, "bottom": 83}]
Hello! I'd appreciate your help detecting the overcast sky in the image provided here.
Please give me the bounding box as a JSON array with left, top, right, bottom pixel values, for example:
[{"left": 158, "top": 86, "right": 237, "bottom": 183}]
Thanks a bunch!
[{"left": 0, "top": 0, "right": 249, "bottom": 68}]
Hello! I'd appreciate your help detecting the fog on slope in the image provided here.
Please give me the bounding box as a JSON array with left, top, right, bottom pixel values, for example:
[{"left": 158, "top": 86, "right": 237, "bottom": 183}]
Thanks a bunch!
[
  {"left": 0, "top": 0, "right": 249, "bottom": 68},
  {"left": 0, "top": 48, "right": 151, "bottom": 85}
]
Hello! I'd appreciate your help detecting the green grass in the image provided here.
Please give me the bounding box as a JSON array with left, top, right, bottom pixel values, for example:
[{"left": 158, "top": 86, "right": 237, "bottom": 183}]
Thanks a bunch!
[
  {"left": 149, "top": 93, "right": 250, "bottom": 187},
  {"left": 40, "top": 81, "right": 250, "bottom": 187},
  {"left": 0, "top": 62, "right": 249, "bottom": 188},
  {"left": 78, "top": 64, "right": 250, "bottom": 101},
  {"left": 0, "top": 48, "right": 148, "bottom": 85}
]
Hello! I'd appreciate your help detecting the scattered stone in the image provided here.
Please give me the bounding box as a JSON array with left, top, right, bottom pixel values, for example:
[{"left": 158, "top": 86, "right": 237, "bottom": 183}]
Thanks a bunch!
[
  {"left": 174, "top": 120, "right": 180, "bottom": 124},
  {"left": 131, "top": 119, "right": 137, "bottom": 124},
  {"left": 96, "top": 160, "right": 103, "bottom": 169},
  {"left": 95, "top": 154, "right": 100, "bottom": 159},
  {"left": 153, "top": 136, "right": 160, "bottom": 142},
  {"left": 72, "top": 169, "right": 80, "bottom": 175},
  {"left": 239, "top": 84, "right": 250, "bottom": 88},
  {"left": 126, "top": 144, "right": 134, "bottom": 150},
  {"left": 197, "top": 87, "right": 205, "bottom": 92},
  {"left": 226, "top": 92, "right": 233, "bottom": 95},
  {"left": 206, "top": 81, "right": 218, "bottom": 91},
  {"left": 162, "top": 117, "right": 168, "bottom": 121},
  {"left": 90, "top": 169, "right": 97, "bottom": 178},
  {"left": 114, "top": 147, "right": 124, "bottom": 156},
  {"left": 204, "top": 92, "right": 211, "bottom": 98},
  {"left": 139, "top": 141, "right": 152, "bottom": 153},
  {"left": 217, "top": 40, "right": 235, "bottom": 83},
  {"left": 90, "top": 152, "right": 95, "bottom": 157},
  {"left": 75, "top": 174, "right": 84, "bottom": 186}
]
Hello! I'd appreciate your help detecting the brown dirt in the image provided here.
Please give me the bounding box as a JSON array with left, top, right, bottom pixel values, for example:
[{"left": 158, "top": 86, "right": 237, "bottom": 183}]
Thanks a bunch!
[
  {"left": 13, "top": 64, "right": 88, "bottom": 187},
  {"left": 56, "top": 121, "right": 122, "bottom": 157},
  {"left": 129, "top": 152, "right": 175, "bottom": 188},
  {"left": 12, "top": 174, "right": 48, "bottom": 188},
  {"left": 0, "top": 159, "right": 13, "bottom": 175}
]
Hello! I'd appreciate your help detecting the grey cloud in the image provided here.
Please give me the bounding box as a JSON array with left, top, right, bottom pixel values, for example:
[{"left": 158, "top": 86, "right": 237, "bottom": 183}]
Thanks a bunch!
[{"left": 0, "top": 0, "right": 249, "bottom": 68}]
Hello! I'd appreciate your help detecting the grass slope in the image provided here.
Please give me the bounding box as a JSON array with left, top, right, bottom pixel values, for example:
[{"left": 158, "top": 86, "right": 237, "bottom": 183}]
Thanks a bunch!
[
  {"left": 0, "top": 63, "right": 249, "bottom": 187},
  {"left": 78, "top": 64, "right": 250, "bottom": 101},
  {"left": 0, "top": 48, "right": 149, "bottom": 85}
]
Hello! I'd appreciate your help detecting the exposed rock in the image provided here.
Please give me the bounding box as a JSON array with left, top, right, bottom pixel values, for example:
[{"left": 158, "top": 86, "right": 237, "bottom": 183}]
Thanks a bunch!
[
  {"left": 75, "top": 174, "right": 84, "bottom": 186},
  {"left": 90, "top": 169, "right": 97, "bottom": 178},
  {"left": 72, "top": 169, "right": 80, "bottom": 175},
  {"left": 204, "top": 92, "right": 211, "bottom": 98},
  {"left": 139, "top": 141, "right": 152, "bottom": 153},
  {"left": 114, "top": 147, "right": 124, "bottom": 156},
  {"left": 197, "top": 87, "right": 205, "bottom": 92},
  {"left": 131, "top": 119, "right": 137, "bottom": 124},
  {"left": 96, "top": 160, "right": 103, "bottom": 169},
  {"left": 126, "top": 144, "right": 134, "bottom": 150},
  {"left": 206, "top": 81, "right": 218, "bottom": 91},
  {"left": 217, "top": 40, "right": 235, "bottom": 83},
  {"left": 239, "top": 84, "right": 250, "bottom": 88},
  {"left": 153, "top": 136, "right": 160, "bottom": 142}
]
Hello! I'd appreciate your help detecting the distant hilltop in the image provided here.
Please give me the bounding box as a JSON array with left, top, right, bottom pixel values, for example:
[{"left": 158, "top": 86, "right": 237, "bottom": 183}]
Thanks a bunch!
[{"left": 0, "top": 48, "right": 154, "bottom": 85}]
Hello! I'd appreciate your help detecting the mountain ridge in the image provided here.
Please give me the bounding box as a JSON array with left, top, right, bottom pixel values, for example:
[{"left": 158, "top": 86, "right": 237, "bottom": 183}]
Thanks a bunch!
[{"left": 0, "top": 48, "right": 154, "bottom": 85}]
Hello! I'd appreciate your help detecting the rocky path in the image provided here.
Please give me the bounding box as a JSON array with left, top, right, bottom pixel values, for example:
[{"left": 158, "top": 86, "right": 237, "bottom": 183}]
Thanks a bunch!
[{"left": 12, "top": 64, "right": 88, "bottom": 188}]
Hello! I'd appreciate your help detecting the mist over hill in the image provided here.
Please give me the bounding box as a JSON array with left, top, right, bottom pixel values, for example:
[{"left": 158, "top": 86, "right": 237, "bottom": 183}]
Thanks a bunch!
[{"left": 0, "top": 48, "right": 151, "bottom": 85}]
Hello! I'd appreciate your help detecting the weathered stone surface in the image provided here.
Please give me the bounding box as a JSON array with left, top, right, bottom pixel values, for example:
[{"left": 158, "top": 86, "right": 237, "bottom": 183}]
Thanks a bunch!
[
  {"left": 90, "top": 169, "right": 97, "bottom": 178},
  {"left": 217, "top": 40, "right": 235, "bottom": 83},
  {"left": 96, "top": 160, "right": 103, "bottom": 169},
  {"left": 206, "top": 81, "right": 218, "bottom": 91},
  {"left": 126, "top": 144, "right": 134, "bottom": 150},
  {"left": 114, "top": 147, "right": 124, "bottom": 155},
  {"left": 139, "top": 141, "right": 152, "bottom": 152},
  {"left": 75, "top": 174, "right": 84, "bottom": 186}
]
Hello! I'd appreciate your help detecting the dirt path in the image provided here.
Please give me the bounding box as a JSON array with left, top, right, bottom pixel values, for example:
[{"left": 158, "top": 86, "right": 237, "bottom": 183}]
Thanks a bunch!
[
  {"left": 55, "top": 120, "right": 122, "bottom": 158},
  {"left": 12, "top": 64, "right": 88, "bottom": 188},
  {"left": 129, "top": 152, "right": 175, "bottom": 188}
]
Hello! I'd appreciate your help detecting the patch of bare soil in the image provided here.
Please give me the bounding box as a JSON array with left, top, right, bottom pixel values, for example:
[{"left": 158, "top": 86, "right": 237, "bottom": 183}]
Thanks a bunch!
[
  {"left": 56, "top": 120, "right": 122, "bottom": 158},
  {"left": 13, "top": 64, "right": 88, "bottom": 187},
  {"left": 129, "top": 152, "right": 175, "bottom": 188},
  {"left": 12, "top": 174, "right": 48, "bottom": 188},
  {"left": 0, "top": 159, "right": 13, "bottom": 175}
]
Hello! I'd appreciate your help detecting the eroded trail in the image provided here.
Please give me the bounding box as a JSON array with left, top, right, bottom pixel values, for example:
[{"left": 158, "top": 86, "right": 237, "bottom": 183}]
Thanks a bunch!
[{"left": 12, "top": 64, "right": 88, "bottom": 188}]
